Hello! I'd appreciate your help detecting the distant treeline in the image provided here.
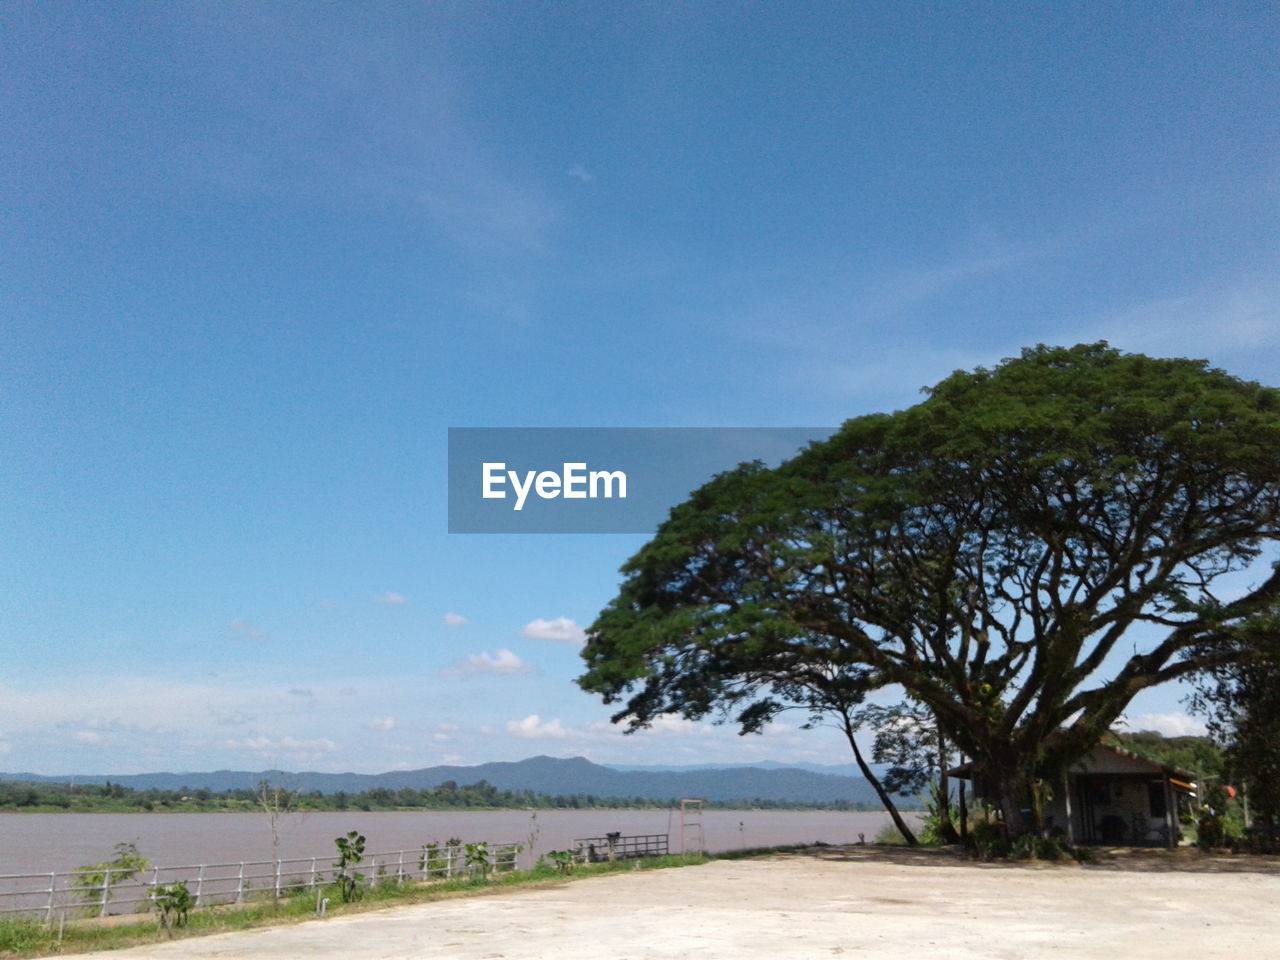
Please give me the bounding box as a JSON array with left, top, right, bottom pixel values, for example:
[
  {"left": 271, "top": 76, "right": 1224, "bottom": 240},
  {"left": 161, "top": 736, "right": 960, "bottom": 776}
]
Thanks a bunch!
[{"left": 0, "top": 777, "right": 883, "bottom": 813}]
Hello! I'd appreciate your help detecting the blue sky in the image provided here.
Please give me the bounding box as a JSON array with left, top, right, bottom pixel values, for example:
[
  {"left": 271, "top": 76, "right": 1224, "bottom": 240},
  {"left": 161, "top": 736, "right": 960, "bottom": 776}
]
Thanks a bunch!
[{"left": 2, "top": 2, "right": 1276, "bottom": 775}]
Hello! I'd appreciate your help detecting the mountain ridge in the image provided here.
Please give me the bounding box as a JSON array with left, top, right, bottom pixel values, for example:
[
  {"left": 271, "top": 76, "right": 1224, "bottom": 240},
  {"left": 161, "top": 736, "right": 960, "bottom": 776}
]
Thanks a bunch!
[{"left": 0, "top": 755, "right": 883, "bottom": 804}]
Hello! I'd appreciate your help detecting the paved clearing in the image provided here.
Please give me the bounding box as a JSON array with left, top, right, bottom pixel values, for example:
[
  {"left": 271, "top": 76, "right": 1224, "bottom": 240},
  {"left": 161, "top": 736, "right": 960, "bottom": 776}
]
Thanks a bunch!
[{"left": 59, "top": 847, "right": 1280, "bottom": 959}]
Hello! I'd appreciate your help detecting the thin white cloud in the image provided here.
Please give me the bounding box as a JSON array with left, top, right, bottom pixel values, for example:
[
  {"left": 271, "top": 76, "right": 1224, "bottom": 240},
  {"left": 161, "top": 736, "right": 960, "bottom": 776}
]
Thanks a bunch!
[
  {"left": 223, "top": 735, "right": 273, "bottom": 752},
  {"left": 443, "top": 611, "right": 468, "bottom": 626},
  {"left": 448, "top": 648, "right": 534, "bottom": 677},
  {"left": 74, "top": 731, "right": 104, "bottom": 745},
  {"left": 1122, "top": 713, "right": 1208, "bottom": 737},
  {"left": 210, "top": 709, "right": 254, "bottom": 727},
  {"left": 224, "top": 735, "right": 341, "bottom": 757},
  {"left": 521, "top": 617, "right": 587, "bottom": 646},
  {"left": 1060, "top": 270, "right": 1280, "bottom": 377},
  {"left": 375, "top": 591, "right": 407, "bottom": 605},
  {"left": 369, "top": 716, "right": 397, "bottom": 732},
  {"left": 567, "top": 164, "right": 595, "bottom": 183},
  {"left": 288, "top": 687, "right": 315, "bottom": 699},
  {"left": 506, "top": 714, "right": 568, "bottom": 740}
]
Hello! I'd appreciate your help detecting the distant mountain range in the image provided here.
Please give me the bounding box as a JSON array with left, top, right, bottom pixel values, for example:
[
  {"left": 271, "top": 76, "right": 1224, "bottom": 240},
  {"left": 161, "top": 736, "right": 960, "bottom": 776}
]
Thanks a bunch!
[{"left": 1, "top": 756, "right": 885, "bottom": 805}]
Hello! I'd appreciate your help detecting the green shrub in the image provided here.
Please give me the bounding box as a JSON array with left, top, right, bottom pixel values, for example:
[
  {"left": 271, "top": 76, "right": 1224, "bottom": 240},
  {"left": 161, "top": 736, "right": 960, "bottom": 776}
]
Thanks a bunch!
[
  {"left": 333, "top": 831, "right": 366, "bottom": 902},
  {"left": 73, "top": 842, "right": 151, "bottom": 909},
  {"left": 153, "top": 881, "right": 193, "bottom": 932}
]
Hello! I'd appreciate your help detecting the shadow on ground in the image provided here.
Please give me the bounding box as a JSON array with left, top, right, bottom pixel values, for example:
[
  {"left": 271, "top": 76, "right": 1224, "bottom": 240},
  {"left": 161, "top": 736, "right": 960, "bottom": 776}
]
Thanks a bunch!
[{"left": 769, "top": 843, "right": 1280, "bottom": 875}]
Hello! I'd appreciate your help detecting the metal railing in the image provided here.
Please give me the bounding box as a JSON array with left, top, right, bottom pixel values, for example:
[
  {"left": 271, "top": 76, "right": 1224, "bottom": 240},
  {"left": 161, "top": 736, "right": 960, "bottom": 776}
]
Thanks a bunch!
[
  {"left": 573, "top": 833, "right": 669, "bottom": 862},
  {"left": 0, "top": 841, "right": 521, "bottom": 921}
]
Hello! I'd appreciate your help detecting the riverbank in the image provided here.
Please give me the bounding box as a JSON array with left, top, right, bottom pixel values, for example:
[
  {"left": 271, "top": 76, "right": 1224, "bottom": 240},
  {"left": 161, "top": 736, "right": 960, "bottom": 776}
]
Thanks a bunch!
[
  {"left": 0, "top": 809, "right": 908, "bottom": 875},
  {"left": 40, "top": 846, "right": 1280, "bottom": 960}
]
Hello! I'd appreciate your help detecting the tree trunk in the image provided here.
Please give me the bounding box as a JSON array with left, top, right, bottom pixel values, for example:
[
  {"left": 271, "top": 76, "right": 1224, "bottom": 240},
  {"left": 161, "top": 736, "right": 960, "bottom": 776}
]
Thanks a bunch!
[
  {"left": 993, "top": 772, "right": 1031, "bottom": 839},
  {"left": 840, "top": 714, "right": 918, "bottom": 845},
  {"left": 935, "top": 724, "right": 960, "bottom": 844}
]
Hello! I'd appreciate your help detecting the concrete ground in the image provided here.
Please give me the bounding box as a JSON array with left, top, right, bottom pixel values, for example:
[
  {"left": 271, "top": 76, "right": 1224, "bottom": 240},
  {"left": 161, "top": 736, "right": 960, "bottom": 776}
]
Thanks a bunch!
[{"left": 58, "top": 847, "right": 1280, "bottom": 960}]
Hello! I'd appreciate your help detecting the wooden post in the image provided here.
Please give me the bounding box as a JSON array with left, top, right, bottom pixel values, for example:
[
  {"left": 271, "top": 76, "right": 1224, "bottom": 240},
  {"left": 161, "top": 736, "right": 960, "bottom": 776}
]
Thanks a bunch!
[{"left": 1061, "top": 774, "right": 1074, "bottom": 846}]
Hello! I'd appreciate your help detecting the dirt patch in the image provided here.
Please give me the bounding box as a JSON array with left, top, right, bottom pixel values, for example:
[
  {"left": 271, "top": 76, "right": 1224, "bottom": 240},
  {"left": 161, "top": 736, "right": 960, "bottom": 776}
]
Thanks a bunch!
[{"left": 55, "top": 847, "right": 1280, "bottom": 959}]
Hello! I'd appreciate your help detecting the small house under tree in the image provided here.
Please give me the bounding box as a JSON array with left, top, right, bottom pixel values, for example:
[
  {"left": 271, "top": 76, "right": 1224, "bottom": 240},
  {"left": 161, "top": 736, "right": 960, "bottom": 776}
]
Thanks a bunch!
[{"left": 951, "top": 742, "right": 1198, "bottom": 848}]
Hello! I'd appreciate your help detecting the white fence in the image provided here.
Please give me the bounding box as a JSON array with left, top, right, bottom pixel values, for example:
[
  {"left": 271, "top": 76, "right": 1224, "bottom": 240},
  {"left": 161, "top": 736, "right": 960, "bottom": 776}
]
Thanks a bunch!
[{"left": 0, "top": 841, "right": 521, "bottom": 921}]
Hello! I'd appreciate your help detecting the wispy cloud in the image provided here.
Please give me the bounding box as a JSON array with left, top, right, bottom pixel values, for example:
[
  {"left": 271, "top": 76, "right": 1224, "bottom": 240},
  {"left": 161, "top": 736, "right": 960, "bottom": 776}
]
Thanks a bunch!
[
  {"left": 1119, "top": 712, "right": 1208, "bottom": 737},
  {"left": 521, "top": 617, "right": 586, "bottom": 646},
  {"left": 210, "top": 709, "right": 254, "bottom": 727},
  {"left": 223, "top": 735, "right": 341, "bottom": 759},
  {"left": 723, "top": 237, "right": 1053, "bottom": 406},
  {"left": 369, "top": 716, "right": 397, "bottom": 731},
  {"left": 375, "top": 591, "right": 407, "bottom": 605},
  {"left": 567, "top": 164, "right": 594, "bottom": 183},
  {"left": 506, "top": 714, "right": 568, "bottom": 740},
  {"left": 1058, "top": 270, "right": 1280, "bottom": 379},
  {"left": 443, "top": 611, "right": 468, "bottom": 626},
  {"left": 447, "top": 648, "right": 533, "bottom": 677}
]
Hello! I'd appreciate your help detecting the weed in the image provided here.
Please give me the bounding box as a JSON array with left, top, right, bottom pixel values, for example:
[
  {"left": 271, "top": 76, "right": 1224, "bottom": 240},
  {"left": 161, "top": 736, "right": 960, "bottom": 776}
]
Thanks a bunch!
[
  {"left": 333, "top": 831, "right": 366, "bottom": 902},
  {"left": 153, "top": 881, "right": 193, "bottom": 934}
]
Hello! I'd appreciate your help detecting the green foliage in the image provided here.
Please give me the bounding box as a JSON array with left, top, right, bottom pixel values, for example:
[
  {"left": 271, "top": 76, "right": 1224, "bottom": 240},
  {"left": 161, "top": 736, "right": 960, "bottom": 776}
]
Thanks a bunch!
[
  {"left": 0, "top": 777, "right": 884, "bottom": 814},
  {"left": 418, "top": 840, "right": 442, "bottom": 874},
  {"left": 332, "top": 831, "right": 366, "bottom": 902},
  {"left": 873, "top": 825, "right": 907, "bottom": 846},
  {"left": 464, "top": 841, "right": 491, "bottom": 880},
  {"left": 916, "top": 786, "right": 961, "bottom": 847},
  {"left": 1107, "top": 730, "right": 1223, "bottom": 780},
  {"left": 967, "top": 819, "right": 1009, "bottom": 860},
  {"left": 544, "top": 849, "right": 578, "bottom": 873},
  {"left": 72, "top": 842, "right": 151, "bottom": 907},
  {"left": 1189, "top": 621, "right": 1280, "bottom": 851},
  {"left": 1008, "top": 834, "right": 1067, "bottom": 861},
  {"left": 577, "top": 343, "right": 1280, "bottom": 839},
  {"left": 153, "top": 881, "right": 193, "bottom": 932}
]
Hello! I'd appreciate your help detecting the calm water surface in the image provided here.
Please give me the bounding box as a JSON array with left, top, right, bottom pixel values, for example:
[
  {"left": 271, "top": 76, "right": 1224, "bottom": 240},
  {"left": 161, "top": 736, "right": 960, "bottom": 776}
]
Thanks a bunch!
[{"left": 0, "top": 810, "right": 911, "bottom": 875}]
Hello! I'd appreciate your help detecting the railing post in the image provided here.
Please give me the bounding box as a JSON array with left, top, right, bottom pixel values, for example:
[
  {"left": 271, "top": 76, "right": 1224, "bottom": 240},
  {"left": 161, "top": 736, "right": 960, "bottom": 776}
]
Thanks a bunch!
[
  {"left": 397, "top": 850, "right": 404, "bottom": 883},
  {"left": 310, "top": 857, "right": 317, "bottom": 890},
  {"left": 369, "top": 856, "right": 377, "bottom": 888},
  {"left": 236, "top": 862, "right": 245, "bottom": 904},
  {"left": 99, "top": 868, "right": 111, "bottom": 917},
  {"left": 274, "top": 859, "right": 282, "bottom": 900},
  {"left": 194, "top": 863, "right": 205, "bottom": 907},
  {"left": 45, "top": 872, "right": 56, "bottom": 923}
]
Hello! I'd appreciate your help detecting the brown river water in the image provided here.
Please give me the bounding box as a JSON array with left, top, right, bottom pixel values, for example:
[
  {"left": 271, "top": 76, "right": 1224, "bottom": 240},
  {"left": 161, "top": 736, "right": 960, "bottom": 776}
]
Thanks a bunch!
[{"left": 0, "top": 810, "right": 910, "bottom": 876}]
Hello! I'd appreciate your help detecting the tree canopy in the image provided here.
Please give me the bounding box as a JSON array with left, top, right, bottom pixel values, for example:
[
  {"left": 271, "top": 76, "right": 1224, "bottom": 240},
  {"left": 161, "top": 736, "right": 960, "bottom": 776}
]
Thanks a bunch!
[{"left": 579, "top": 343, "right": 1280, "bottom": 836}]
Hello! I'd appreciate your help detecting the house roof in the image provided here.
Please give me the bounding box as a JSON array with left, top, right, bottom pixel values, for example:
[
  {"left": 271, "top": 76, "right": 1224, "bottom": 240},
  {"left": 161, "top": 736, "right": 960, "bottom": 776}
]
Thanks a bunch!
[{"left": 948, "top": 740, "right": 1197, "bottom": 786}]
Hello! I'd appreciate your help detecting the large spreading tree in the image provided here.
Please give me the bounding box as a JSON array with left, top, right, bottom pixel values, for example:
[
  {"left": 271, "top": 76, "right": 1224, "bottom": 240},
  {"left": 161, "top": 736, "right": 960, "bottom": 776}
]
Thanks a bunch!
[{"left": 579, "top": 344, "right": 1280, "bottom": 837}]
